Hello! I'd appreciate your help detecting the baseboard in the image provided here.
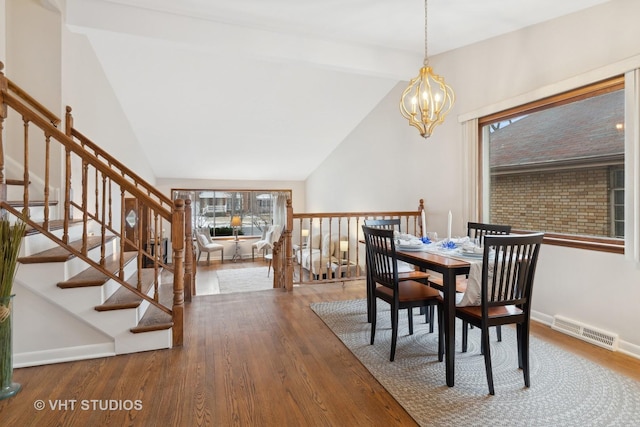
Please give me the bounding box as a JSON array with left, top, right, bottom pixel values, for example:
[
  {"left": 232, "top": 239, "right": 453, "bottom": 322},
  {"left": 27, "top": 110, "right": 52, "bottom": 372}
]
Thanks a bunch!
[
  {"left": 531, "top": 309, "right": 640, "bottom": 360},
  {"left": 14, "top": 343, "right": 115, "bottom": 368}
]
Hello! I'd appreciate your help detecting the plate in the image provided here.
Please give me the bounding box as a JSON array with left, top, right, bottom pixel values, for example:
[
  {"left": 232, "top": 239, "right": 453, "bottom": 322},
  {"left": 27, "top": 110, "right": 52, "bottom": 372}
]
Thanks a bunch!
[
  {"left": 459, "top": 250, "right": 483, "bottom": 258},
  {"left": 398, "top": 245, "right": 426, "bottom": 252}
]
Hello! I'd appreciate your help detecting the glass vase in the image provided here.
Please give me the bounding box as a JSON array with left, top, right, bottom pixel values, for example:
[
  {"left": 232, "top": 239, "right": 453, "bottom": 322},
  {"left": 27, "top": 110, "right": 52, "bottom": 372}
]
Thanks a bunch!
[{"left": 0, "top": 295, "right": 20, "bottom": 400}]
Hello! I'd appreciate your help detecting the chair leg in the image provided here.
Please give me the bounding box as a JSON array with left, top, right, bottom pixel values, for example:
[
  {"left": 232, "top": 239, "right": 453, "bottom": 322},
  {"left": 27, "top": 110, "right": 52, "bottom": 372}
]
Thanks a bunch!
[
  {"left": 521, "top": 322, "right": 531, "bottom": 388},
  {"left": 390, "top": 305, "right": 399, "bottom": 362},
  {"left": 197, "top": 250, "right": 202, "bottom": 263},
  {"left": 496, "top": 325, "right": 502, "bottom": 342},
  {"left": 462, "top": 320, "right": 469, "bottom": 352},
  {"left": 221, "top": 249, "right": 224, "bottom": 263},
  {"left": 516, "top": 324, "right": 523, "bottom": 369},
  {"left": 408, "top": 308, "right": 414, "bottom": 335},
  {"left": 366, "top": 275, "right": 374, "bottom": 323},
  {"left": 428, "top": 305, "right": 434, "bottom": 333},
  {"left": 207, "top": 252, "right": 210, "bottom": 266},
  {"left": 482, "top": 326, "right": 495, "bottom": 395},
  {"left": 370, "top": 298, "right": 377, "bottom": 345},
  {"left": 437, "top": 304, "right": 444, "bottom": 362},
  {"left": 252, "top": 247, "right": 255, "bottom": 261}
]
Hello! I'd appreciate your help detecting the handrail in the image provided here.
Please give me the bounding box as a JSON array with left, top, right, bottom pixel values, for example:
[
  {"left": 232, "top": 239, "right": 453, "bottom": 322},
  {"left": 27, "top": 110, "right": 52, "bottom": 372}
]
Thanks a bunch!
[
  {"left": 3, "top": 91, "right": 172, "bottom": 220},
  {"left": 284, "top": 199, "right": 427, "bottom": 287},
  {"left": 66, "top": 106, "right": 172, "bottom": 209},
  {"left": 0, "top": 61, "right": 187, "bottom": 346},
  {"left": 1, "top": 203, "right": 172, "bottom": 314},
  {"left": 6, "top": 76, "right": 61, "bottom": 127}
]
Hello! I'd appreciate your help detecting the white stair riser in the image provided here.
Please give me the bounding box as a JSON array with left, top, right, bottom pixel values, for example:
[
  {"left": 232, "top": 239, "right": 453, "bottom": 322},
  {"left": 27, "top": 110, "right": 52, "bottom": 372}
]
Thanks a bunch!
[{"left": 115, "top": 330, "right": 172, "bottom": 354}]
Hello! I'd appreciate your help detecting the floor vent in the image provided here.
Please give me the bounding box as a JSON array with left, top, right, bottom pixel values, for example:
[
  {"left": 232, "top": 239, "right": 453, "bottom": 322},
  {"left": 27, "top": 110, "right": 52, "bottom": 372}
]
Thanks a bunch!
[{"left": 551, "top": 315, "right": 618, "bottom": 351}]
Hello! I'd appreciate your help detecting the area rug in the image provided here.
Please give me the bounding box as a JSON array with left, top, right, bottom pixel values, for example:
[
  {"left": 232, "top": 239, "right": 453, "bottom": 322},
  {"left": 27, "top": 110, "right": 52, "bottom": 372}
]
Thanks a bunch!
[
  {"left": 216, "top": 267, "right": 274, "bottom": 294},
  {"left": 310, "top": 299, "right": 640, "bottom": 426}
]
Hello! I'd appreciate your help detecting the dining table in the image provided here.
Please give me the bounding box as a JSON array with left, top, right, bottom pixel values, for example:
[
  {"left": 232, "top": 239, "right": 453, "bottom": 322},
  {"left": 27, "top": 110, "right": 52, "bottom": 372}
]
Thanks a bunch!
[{"left": 393, "top": 247, "right": 472, "bottom": 387}]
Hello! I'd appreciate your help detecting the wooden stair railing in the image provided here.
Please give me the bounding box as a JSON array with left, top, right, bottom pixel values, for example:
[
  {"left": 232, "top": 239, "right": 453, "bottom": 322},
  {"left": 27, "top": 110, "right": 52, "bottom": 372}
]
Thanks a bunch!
[
  {"left": 0, "top": 61, "right": 192, "bottom": 346},
  {"left": 282, "top": 199, "right": 427, "bottom": 288}
]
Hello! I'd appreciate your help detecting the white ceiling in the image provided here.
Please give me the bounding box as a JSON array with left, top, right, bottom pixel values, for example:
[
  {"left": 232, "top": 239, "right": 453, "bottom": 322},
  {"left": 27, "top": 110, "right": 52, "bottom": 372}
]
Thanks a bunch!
[{"left": 63, "top": 0, "right": 611, "bottom": 181}]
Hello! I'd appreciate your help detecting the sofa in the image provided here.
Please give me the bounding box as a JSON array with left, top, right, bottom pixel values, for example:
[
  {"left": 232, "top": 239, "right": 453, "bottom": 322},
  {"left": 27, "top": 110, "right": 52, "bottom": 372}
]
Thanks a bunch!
[{"left": 295, "top": 233, "right": 345, "bottom": 279}]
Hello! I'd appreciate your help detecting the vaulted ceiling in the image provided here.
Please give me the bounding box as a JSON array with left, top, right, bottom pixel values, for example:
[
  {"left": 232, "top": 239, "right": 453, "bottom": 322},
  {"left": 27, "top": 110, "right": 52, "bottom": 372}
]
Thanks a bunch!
[{"left": 63, "top": 0, "right": 612, "bottom": 181}]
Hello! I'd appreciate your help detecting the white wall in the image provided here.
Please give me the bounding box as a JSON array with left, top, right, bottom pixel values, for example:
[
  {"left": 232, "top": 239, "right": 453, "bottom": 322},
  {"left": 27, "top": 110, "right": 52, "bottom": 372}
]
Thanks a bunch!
[
  {"left": 61, "top": 27, "right": 155, "bottom": 184},
  {"left": 5, "top": 0, "right": 63, "bottom": 192},
  {"left": 0, "top": 0, "right": 5, "bottom": 63},
  {"left": 307, "top": 0, "right": 640, "bottom": 356}
]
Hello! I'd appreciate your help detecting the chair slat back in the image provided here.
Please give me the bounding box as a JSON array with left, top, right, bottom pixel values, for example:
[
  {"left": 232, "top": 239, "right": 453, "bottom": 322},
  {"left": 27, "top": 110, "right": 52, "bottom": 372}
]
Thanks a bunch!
[
  {"left": 467, "top": 222, "right": 511, "bottom": 245},
  {"left": 482, "top": 233, "right": 543, "bottom": 311},
  {"left": 362, "top": 226, "right": 398, "bottom": 291},
  {"left": 364, "top": 219, "right": 402, "bottom": 233}
]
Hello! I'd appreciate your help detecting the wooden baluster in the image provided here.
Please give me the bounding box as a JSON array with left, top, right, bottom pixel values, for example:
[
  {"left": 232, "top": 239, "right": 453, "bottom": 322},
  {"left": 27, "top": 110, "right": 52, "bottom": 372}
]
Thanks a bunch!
[
  {"left": 81, "top": 160, "right": 88, "bottom": 255},
  {"left": 184, "top": 199, "right": 193, "bottom": 302},
  {"left": 63, "top": 147, "right": 71, "bottom": 244},
  {"left": 153, "top": 211, "right": 159, "bottom": 302},
  {"left": 64, "top": 106, "right": 73, "bottom": 241},
  {"left": 94, "top": 168, "right": 99, "bottom": 219},
  {"left": 22, "top": 117, "right": 30, "bottom": 218},
  {"left": 108, "top": 179, "right": 112, "bottom": 228},
  {"left": 172, "top": 199, "right": 185, "bottom": 347},
  {"left": 100, "top": 172, "right": 107, "bottom": 265},
  {"left": 119, "top": 188, "right": 126, "bottom": 280},
  {"left": 419, "top": 198, "right": 425, "bottom": 237},
  {"left": 286, "top": 199, "right": 293, "bottom": 291},
  {"left": 136, "top": 200, "right": 143, "bottom": 291},
  {"left": 43, "top": 134, "right": 50, "bottom": 230}
]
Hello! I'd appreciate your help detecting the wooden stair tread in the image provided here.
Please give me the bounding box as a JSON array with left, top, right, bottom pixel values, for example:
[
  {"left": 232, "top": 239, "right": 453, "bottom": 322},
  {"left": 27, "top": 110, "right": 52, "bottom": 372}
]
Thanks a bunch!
[
  {"left": 94, "top": 268, "right": 161, "bottom": 311},
  {"left": 7, "top": 200, "right": 59, "bottom": 207},
  {"left": 130, "top": 305, "right": 173, "bottom": 333},
  {"left": 18, "top": 235, "right": 114, "bottom": 263},
  {"left": 57, "top": 251, "right": 137, "bottom": 288}
]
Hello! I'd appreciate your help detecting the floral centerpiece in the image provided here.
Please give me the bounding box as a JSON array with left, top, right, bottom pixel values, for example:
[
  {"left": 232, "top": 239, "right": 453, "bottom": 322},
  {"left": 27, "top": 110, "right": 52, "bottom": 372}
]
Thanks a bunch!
[{"left": 0, "top": 219, "right": 26, "bottom": 400}]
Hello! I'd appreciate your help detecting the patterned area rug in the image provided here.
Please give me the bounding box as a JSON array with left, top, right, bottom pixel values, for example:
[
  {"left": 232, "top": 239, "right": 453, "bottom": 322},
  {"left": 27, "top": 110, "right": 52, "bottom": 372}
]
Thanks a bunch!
[
  {"left": 310, "top": 299, "right": 640, "bottom": 426},
  {"left": 216, "top": 267, "right": 274, "bottom": 294}
]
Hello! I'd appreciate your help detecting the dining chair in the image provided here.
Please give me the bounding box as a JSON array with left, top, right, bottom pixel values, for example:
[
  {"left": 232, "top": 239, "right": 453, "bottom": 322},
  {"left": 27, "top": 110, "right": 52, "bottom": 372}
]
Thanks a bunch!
[
  {"left": 455, "top": 232, "right": 543, "bottom": 395},
  {"left": 363, "top": 219, "right": 432, "bottom": 327},
  {"left": 362, "top": 225, "right": 443, "bottom": 362},
  {"left": 428, "top": 221, "right": 512, "bottom": 342}
]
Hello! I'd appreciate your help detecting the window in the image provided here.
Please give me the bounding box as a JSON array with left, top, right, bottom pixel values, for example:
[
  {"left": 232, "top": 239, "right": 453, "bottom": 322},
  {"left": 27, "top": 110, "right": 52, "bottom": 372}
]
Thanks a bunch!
[
  {"left": 479, "top": 76, "right": 624, "bottom": 251},
  {"left": 171, "top": 189, "right": 291, "bottom": 238},
  {"left": 611, "top": 168, "right": 624, "bottom": 238}
]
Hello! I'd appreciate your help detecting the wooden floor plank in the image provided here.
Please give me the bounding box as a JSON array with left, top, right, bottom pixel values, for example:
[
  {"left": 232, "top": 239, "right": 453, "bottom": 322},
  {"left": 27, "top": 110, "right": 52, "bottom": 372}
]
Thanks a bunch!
[{"left": 2, "top": 260, "right": 639, "bottom": 426}]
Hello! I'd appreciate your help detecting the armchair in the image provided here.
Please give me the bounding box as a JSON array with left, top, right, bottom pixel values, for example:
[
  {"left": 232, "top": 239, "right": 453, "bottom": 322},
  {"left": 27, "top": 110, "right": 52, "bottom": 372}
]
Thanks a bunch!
[{"left": 195, "top": 230, "right": 224, "bottom": 265}]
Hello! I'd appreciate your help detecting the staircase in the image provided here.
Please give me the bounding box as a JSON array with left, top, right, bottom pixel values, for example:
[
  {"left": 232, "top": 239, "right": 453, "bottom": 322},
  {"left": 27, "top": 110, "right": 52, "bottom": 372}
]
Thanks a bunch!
[{"left": 0, "top": 62, "right": 194, "bottom": 367}]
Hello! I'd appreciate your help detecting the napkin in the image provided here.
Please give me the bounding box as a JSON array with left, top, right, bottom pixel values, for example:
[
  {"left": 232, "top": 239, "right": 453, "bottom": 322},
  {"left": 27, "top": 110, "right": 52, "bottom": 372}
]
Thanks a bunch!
[{"left": 394, "top": 232, "right": 422, "bottom": 246}]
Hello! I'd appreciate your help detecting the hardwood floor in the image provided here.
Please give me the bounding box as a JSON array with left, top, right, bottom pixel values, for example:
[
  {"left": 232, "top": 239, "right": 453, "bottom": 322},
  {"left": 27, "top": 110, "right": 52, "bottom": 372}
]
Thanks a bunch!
[{"left": 2, "top": 260, "right": 639, "bottom": 426}]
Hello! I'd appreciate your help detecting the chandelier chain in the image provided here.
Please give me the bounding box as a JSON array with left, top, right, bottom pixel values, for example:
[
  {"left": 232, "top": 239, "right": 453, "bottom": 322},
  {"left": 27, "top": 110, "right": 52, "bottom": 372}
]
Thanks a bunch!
[{"left": 423, "top": 0, "right": 429, "bottom": 65}]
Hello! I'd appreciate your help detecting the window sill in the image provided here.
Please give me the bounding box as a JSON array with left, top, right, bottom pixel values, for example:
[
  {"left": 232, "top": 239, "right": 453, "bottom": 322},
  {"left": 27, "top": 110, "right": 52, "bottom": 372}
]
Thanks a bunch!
[{"left": 513, "top": 230, "right": 624, "bottom": 254}]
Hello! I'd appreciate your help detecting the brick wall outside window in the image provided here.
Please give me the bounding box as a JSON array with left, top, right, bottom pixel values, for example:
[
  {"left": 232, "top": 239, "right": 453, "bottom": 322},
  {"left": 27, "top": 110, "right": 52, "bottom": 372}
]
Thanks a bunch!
[{"left": 490, "top": 167, "right": 612, "bottom": 237}]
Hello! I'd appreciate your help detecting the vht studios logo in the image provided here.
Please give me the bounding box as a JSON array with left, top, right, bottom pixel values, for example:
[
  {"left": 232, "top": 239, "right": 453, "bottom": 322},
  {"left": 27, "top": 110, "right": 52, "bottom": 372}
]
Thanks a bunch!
[{"left": 34, "top": 399, "right": 143, "bottom": 411}]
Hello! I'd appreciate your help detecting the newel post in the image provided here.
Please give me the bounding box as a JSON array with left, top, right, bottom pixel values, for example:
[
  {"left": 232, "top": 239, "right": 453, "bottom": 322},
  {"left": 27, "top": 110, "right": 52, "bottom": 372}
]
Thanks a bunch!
[
  {"left": 285, "top": 198, "right": 294, "bottom": 291},
  {"left": 171, "top": 199, "right": 185, "bottom": 347},
  {"left": 184, "top": 199, "right": 194, "bottom": 302},
  {"left": 0, "top": 61, "right": 7, "bottom": 201}
]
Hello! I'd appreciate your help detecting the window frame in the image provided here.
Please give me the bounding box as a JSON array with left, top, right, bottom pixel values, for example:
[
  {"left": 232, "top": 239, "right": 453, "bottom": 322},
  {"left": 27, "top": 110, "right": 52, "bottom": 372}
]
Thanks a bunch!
[{"left": 478, "top": 76, "right": 625, "bottom": 254}]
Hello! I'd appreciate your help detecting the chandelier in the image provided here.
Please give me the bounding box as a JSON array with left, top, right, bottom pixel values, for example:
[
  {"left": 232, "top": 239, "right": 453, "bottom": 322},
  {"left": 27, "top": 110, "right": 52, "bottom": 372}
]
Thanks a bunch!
[{"left": 400, "top": 0, "right": 455, "bottom": 138}]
